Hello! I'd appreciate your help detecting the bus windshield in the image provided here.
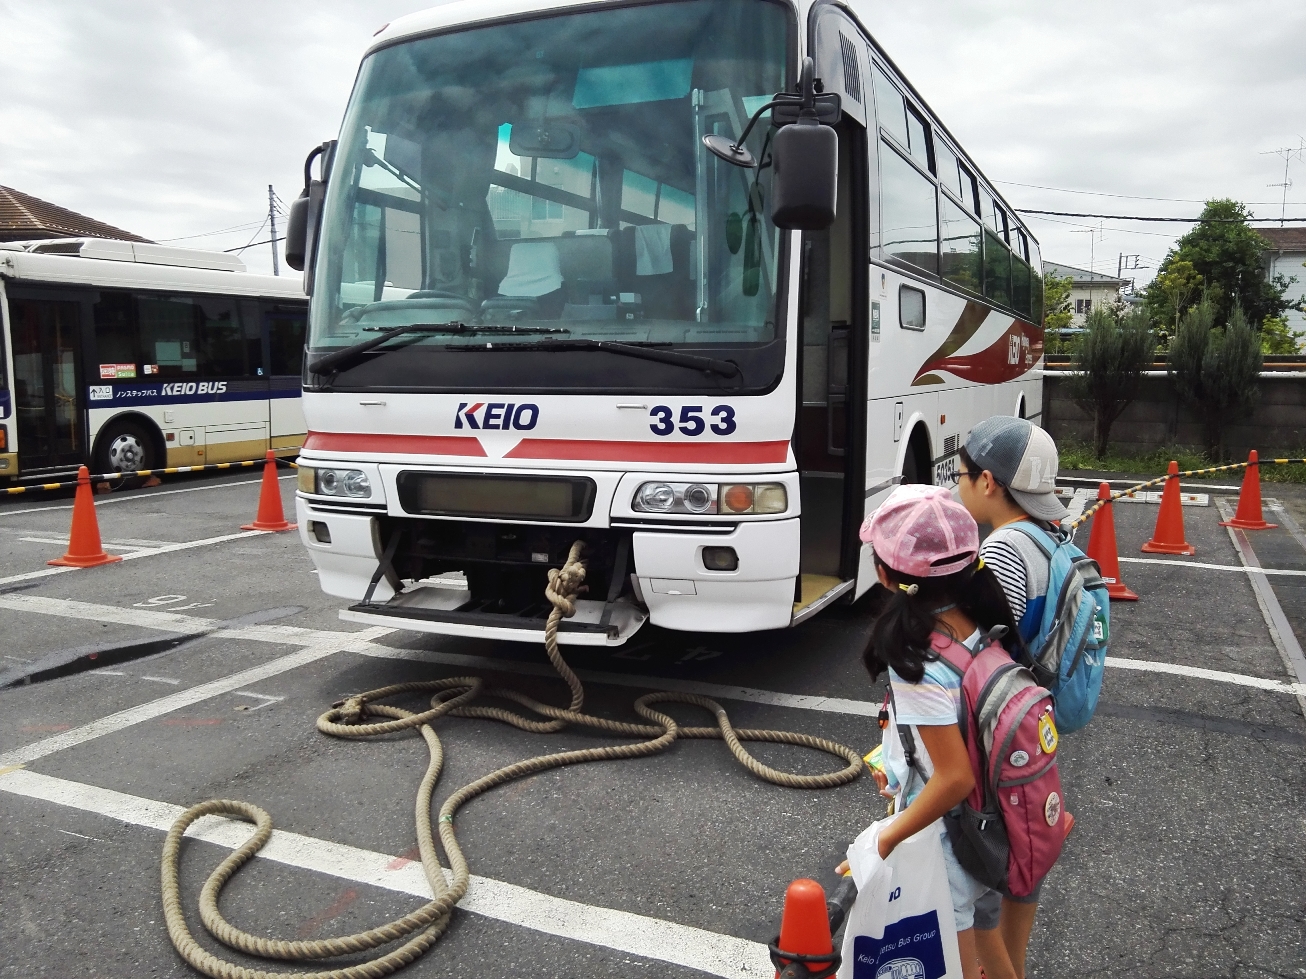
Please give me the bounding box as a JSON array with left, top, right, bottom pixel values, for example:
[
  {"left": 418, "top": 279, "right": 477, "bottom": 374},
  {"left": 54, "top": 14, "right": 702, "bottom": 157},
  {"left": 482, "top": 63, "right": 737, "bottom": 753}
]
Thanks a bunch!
[{"left": 310, "top": 0, "right": 792, "bottom": 393}]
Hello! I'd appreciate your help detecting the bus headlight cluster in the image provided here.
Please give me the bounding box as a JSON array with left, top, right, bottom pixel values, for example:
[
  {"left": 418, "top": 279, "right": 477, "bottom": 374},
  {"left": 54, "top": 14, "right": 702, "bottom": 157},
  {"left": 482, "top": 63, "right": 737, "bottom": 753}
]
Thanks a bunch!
[
  {"left": 632, "top": 482, "right": 786, "bottom": 515},
  {"left": 299, "top": 465, "right": 372, "bottom": 499}
]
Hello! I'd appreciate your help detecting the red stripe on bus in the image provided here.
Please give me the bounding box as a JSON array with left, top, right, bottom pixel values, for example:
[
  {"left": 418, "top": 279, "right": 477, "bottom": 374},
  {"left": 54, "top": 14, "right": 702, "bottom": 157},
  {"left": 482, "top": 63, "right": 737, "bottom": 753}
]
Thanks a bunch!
[
  {"left": 504, "top": 439, "right": 791, "bottom": 463},
  {"left": 302, "top": 432, "right": 487, "bottom": 456}
]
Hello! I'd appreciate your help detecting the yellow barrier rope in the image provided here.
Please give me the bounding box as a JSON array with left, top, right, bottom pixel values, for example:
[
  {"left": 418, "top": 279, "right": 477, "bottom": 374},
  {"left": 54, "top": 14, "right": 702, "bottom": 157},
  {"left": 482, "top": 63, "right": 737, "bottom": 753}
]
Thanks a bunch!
[{"left": 1067, "top": 456, "right": 1306, "bottom": 530}]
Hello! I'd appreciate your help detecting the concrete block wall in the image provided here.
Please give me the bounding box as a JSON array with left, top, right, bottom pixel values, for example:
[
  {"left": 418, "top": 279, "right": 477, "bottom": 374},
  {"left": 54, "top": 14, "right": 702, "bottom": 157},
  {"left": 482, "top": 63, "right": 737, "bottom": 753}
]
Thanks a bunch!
[{"left": 1043, "top": 373, "right": 1306, "bottom": 458}]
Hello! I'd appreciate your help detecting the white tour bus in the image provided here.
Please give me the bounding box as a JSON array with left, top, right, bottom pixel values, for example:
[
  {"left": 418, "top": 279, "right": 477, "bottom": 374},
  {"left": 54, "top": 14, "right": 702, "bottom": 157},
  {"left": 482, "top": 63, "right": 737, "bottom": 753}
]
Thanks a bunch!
[
  {"left": 0, "top": 238, "right": 308, "bottom": 482},
  {"left": 288, "top": 0, "right": 1046, "bottom": 646}
]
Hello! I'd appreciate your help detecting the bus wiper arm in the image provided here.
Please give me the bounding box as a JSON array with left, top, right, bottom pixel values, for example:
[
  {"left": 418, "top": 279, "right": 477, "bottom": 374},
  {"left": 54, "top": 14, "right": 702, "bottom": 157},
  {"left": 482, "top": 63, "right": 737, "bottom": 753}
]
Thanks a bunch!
[
  {"left": 309, "top": 323, "right": 455, "bottom": 375},
  {"left": 311, "top": 323, "right": 570, "bottom": 376},
  {"left": 495, "top": 338, "right": 741, "bottom": 378}
]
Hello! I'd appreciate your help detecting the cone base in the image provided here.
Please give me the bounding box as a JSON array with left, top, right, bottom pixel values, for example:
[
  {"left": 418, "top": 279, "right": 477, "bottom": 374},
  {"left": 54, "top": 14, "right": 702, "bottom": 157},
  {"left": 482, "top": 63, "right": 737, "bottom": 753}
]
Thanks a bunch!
[
  {"left": 242, "top": 520, "right": 297, "bottom": 532},
  {"left": 1105, "top": 584, "right": 1139, "bottom": 601},
  {"left": 48, "top": 552, "right": 123, "bottom": 568},
  {"left": 1220, "top": 518, "right": 1277, "bottom": 530},
  {"left": 1140, "top": 540, "right": 1196, "bottom": 555}
]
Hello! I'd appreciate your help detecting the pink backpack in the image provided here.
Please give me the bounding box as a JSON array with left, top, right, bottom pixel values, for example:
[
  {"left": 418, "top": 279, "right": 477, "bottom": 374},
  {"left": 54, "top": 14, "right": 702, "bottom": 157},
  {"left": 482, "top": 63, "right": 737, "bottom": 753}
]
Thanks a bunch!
[{"left": 897, "top": 628, "right": 1066, "bottom": 897}]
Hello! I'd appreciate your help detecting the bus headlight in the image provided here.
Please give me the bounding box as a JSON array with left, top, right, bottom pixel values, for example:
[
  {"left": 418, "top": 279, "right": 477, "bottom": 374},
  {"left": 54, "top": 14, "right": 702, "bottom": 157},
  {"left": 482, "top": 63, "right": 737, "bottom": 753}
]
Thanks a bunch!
[
  {"left": 632, "top": 481, "right": 787, "bottom": 515},
  {"left": 720, "top": 483, "right": 787, "bottom": 514},
  {"left": 303, "top": 466, "right": 373, "bottom": 499}
]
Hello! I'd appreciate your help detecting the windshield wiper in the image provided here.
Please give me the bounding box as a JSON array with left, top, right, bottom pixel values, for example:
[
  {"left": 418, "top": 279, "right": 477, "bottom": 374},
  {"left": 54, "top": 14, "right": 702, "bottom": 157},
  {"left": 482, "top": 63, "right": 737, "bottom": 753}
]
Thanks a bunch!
[
  {"left": 309, "top": 322, "right": 568, "bottom": 375},
  {"left": 453, "top": 338, "right": 741, "bottom": 378}
]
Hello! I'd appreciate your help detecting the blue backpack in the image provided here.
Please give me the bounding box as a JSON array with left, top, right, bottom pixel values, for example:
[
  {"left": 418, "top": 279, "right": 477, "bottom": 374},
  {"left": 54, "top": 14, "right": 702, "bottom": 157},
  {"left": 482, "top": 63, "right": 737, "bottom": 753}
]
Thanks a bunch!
[{"left": 1006, "top": 523, "right": 1109, "bottom": 733}]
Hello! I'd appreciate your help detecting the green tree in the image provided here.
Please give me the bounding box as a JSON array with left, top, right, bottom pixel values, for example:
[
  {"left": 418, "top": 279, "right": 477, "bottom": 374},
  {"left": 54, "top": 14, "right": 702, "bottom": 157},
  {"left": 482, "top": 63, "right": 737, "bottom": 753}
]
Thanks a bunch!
[
  {"left": 1144, "top": 199, "right": 1293, "bottom": 329},
  {"left": 1041, "top": 272, "right": 1074, "bottom": 354},
  {"left": 1259, "top": 315, "right": 1304, "bottom": 355},
  {"left": 1146, "top": 259, "right": 1202, "bottom": 349},
  {"left": 1167, "top": 300, "right": 1263, "bottom": 459},
  {"left": 1071, "top": 305, "right": 1156, "bottom": 458}
]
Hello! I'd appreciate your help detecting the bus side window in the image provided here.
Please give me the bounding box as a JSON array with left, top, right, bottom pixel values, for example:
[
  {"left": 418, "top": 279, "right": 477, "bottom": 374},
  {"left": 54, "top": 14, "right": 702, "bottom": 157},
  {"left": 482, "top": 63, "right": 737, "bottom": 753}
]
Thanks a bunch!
[
  {"left": 93, "top": 291, "right": 138, "bottom": 373},
  {"left": 267, "top": 303, "right": 307, "bottom": 376},
  {"left": 137, "top": 295, "right": 199, "bottom": 376},
  {"left": 194, "top": 296, "right": 246, "bottom": 377},
  {"left": 239, "top": 300, "right": 265, "bottom": 376}
]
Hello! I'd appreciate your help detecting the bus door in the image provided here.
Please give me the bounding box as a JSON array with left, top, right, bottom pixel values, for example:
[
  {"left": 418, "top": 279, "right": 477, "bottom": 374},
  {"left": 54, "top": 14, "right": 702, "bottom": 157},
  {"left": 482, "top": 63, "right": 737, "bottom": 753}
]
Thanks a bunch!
[
  {"left": 259, "top": 300, "right": 308, "bottom": 453},
  {"left": 796, "top": 117, "right": 869, "bottom": 594},
  {"left": 8, "top": 294, "right": 85, "bottom": 472}
]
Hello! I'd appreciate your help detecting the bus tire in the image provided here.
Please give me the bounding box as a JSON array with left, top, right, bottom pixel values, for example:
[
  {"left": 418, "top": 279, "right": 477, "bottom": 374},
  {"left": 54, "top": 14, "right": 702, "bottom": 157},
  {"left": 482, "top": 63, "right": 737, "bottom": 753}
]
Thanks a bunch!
[
  {"left": 901, "top": 428, "right": 932, "bottom": 485},
  {"left": 93, "top": 418, "right": 158, "bottom": 488}
]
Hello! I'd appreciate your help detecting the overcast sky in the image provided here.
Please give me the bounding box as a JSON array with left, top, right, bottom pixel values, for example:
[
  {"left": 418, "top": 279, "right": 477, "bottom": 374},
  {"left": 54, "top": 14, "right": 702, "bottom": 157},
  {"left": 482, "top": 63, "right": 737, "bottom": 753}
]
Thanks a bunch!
[{"left": 2, "top": 0, "right": 1304, "bottom": 291}]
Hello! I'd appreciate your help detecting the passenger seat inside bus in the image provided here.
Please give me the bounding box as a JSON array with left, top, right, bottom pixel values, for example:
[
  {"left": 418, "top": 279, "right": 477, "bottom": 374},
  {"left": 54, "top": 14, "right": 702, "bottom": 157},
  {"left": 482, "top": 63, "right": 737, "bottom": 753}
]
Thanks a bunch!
[
  {"left": 482, "top": 239, "right": 565, "bottom": 320},
  {"left": 614, "top": 224, "right": 694, "bottom": 328}
]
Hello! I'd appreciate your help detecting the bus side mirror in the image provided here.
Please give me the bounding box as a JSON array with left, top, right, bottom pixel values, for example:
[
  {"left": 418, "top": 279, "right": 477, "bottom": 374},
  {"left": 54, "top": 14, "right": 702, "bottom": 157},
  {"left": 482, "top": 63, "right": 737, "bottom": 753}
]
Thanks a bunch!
[
  {"left": 284, "top": 194, "right": 310, "bottom": 272},
  {"left": 283, "top": 141, "right": 336, "bottom": 293},
  {"left": 770, "top": 118, "right": 837, "bottom": 231}
]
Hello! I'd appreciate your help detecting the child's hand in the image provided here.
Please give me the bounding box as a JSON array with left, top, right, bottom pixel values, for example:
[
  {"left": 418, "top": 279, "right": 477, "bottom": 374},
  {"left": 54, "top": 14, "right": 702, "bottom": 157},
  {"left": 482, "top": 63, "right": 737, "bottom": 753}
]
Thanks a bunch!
[
  {"left": 834, "top": 859, "right": 850, "bottom": 877},
  {"left": 872, "top": 769, "right": 893, "bottom": 799}
]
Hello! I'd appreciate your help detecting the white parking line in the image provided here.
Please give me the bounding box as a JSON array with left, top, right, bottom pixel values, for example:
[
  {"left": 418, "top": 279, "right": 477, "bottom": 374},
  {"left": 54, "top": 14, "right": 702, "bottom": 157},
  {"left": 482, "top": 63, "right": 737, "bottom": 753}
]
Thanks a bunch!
[
  {"left": 5, "top": 593, "right": 1306, "bottom": 718},
  {"left": 0, "top": 473, "right": 296, "bottom": 519},
  {"left": 0, "top": 627, "right": 393, "bottom": 768},
  {"left": 1118, "top": 556, "right": 1306, "bottom": 576},
  {"left": 357, "top": 644, "right": 881, "bottom": 717},
  {"left": 0, "top": 530, "right": 270, "bottom": 587},
  {"left": 0, "top": 769, "right": 771, "bottom": 979}
]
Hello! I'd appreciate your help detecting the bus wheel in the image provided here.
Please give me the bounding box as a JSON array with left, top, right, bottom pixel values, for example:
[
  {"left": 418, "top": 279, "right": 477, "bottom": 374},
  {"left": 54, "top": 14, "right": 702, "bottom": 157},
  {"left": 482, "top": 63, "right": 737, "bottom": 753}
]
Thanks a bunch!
[
  {"left": 901, "top": 430, "right": 931, "bottom": 485},
  {"left": 94, "top": 420, "right": 156, "bottom": 488}
]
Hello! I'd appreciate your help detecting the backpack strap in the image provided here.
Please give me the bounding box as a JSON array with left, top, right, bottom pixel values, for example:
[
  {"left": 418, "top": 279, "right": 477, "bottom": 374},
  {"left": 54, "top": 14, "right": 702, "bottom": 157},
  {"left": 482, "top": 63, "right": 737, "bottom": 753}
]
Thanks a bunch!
[
  {"left": 886, "top": 685, "right": 930, "bottom": 796},
  {"left": 1005, "top": 520, "right": 1069, "bottom": 556}
]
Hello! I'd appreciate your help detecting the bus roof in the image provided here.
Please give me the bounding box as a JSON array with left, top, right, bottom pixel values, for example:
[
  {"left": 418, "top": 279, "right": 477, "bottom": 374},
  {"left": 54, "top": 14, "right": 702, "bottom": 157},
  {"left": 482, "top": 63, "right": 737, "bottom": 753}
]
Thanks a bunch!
[{"left": 0, "top": 239, "right": 305, "bottom": 301}]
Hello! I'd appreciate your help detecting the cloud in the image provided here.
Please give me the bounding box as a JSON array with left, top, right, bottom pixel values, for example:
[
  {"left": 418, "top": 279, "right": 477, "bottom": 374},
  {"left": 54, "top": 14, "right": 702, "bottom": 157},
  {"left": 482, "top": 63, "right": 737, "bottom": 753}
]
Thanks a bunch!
[{"left": 1, "top": 0, "right": 1303, "bottom": 286}]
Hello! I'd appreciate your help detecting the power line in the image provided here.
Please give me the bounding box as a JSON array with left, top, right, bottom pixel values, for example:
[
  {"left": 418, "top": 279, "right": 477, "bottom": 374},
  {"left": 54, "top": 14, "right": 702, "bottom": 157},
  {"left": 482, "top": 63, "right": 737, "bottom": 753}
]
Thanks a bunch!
[
  {"left": 994, "top": 179, "right": 1298, "bottom": 207},
  {"left": 156, "top": 218, "right": 267, "bottom": 243},
  {"left": 224, "top": 236, "right": 285, "bottom": 253},
  {"left": 1015, "top": 208, "right": 1306, "bottom": 222}
]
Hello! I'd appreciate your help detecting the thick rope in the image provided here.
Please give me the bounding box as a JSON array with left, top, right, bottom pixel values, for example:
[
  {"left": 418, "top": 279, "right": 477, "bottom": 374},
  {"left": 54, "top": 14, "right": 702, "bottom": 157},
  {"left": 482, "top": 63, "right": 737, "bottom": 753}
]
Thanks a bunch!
[{"left": 161, "top": 540, "right": 864, "bottom": 978}]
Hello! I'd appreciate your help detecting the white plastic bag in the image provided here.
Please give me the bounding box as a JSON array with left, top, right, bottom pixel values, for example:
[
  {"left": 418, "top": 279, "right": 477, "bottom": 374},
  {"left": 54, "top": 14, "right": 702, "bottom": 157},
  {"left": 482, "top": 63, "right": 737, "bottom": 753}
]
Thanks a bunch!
[{"left": 836, "top": 816, "right": 963, "bottom": 979}]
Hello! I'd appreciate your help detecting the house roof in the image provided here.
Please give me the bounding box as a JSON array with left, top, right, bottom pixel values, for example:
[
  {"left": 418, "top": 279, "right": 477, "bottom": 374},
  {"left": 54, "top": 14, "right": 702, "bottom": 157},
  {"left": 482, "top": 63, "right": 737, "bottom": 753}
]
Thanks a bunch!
[
  {"left": 1042, "top": 261, "right": 1128, "bottom": 286},
  {"left": 1258, "top": 226, "right": 1306, "bottom": 252},
  {"left": 0, "top": 185, "right": 150, "bottom": 244}
]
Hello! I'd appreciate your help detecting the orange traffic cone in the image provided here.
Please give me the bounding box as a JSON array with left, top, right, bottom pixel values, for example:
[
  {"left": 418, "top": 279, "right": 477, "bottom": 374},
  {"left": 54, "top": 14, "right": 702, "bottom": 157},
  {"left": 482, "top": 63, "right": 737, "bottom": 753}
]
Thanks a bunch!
[
  {"left": 241, "top": 450, "right": 296, "bottom": 532},
  {"left": 771, "top": 879, "right": 835, "bottom": 977},
  {"left": 1141, "top": 460, "right": 1195, "bottom": 555},
  {"left": 1220, "top": 450, "right": 1277, "bottom": 531},
  {"left": 48, "top": 466, "right": 123, "bottom": 568},
  {"left": 1085, "top": 482, "right": 1138, "bottom": 601}
]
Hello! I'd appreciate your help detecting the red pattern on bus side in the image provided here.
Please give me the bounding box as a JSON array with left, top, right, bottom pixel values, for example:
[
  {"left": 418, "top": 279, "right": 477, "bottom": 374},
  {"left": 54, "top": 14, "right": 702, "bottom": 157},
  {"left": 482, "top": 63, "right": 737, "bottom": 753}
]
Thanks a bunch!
[
  {"left": 913, "top": 319, "right": 1045, "bottom": 385},
  {"left": 503, "top": 439, "right": 791, "bottom": 463},
  {"left": 302, "top": 432, "right": 487, "bottom": 456}
]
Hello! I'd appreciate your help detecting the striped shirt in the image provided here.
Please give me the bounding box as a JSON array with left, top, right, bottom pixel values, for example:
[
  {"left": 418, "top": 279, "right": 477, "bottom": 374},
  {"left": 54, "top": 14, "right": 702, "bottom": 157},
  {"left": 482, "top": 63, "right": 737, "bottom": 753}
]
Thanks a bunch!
[
  {"left": 881, "top": 630, "right": 978, "bottom": 807},
  {"left": 979, "top": 521, "right": 1052, "bottom": 624}
]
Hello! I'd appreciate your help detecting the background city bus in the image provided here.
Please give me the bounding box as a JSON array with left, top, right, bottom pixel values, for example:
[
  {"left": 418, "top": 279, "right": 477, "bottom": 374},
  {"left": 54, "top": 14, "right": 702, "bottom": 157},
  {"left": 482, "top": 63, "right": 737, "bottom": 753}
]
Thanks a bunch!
[{"left": 0, "top": 238, "right": 307, "bottom": 482}]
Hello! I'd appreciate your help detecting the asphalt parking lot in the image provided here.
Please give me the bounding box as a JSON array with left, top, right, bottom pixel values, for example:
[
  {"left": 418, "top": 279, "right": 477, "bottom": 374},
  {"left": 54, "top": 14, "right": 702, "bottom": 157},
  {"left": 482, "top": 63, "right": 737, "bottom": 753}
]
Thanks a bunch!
[{"left": 2, "top": 469, "right": 1305, "bottom": 978}]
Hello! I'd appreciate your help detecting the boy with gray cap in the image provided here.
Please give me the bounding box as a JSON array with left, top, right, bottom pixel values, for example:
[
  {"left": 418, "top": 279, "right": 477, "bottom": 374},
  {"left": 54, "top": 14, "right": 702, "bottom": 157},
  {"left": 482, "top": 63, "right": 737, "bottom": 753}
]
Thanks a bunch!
[
  {"left": 957, "top": 415, "right": 1069, "bottom": 634},
  {"left": 956, "top": 415, "right": 1070, "bottom": 979}
]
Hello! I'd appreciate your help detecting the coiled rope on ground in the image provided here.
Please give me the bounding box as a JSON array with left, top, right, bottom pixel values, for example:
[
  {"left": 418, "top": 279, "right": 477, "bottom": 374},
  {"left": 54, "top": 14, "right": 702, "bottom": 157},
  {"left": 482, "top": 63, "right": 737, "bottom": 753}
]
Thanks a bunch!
[{"left": 160, "top": 541, "right": 865, "bottom": 979}]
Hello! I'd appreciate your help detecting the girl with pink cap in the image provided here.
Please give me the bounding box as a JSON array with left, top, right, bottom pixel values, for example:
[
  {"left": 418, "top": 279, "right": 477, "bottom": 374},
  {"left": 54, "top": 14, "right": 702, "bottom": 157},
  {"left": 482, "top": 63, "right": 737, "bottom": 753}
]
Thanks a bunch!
[{"left": 843, "top": 483, "right": 1032, "bottom": 979}]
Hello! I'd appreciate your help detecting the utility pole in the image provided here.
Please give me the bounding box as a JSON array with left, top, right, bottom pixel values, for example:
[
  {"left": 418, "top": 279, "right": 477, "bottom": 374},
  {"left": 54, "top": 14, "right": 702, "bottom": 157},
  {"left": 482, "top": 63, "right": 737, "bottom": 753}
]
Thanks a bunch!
[
  {"left": 1261, "top": 138, "right": 1305, "bottom": 227},
  {"left": 1071, "top": 223, "right": 1105, "bottom": 315},
  {"left": 267, "top": 184, "right": 280, "bottom": 276}
]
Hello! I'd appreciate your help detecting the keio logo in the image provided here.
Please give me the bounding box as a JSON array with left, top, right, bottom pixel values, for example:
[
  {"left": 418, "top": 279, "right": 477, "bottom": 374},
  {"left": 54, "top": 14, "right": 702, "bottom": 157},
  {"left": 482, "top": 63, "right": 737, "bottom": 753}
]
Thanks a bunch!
[
  {"left": 454, "top": 402, "right": 539, "bottom": 431},
  {"left": 162, "top": 381, "right": 227, "bottom": 396}
]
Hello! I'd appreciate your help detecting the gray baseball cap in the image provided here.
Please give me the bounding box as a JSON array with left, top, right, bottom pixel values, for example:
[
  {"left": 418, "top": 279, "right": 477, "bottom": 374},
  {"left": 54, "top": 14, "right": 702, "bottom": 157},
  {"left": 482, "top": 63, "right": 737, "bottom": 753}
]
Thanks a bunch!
[{"left": 964, "top": 416, "right": 1069, "bottom": 523}]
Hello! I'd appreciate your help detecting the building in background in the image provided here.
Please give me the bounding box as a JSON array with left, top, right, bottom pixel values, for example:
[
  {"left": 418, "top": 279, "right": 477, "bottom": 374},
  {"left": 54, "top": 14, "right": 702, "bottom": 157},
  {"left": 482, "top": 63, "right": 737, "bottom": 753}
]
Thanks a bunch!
[
  {"left": 1260, "top": 227, "right": 1306, "bottom": 336},
  {"left": 1042, "top": 261, "right": 1129, "bottom": 326},
  {"left": 0, "top": 185, "right": 149, "bottom": 244}
]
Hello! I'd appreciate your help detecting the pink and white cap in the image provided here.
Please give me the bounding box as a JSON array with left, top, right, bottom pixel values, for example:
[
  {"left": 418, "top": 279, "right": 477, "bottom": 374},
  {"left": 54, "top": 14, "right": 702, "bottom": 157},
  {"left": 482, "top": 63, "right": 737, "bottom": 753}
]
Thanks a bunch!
[{"left": 859, "top": 484, "right": 980, "bottom": 578}]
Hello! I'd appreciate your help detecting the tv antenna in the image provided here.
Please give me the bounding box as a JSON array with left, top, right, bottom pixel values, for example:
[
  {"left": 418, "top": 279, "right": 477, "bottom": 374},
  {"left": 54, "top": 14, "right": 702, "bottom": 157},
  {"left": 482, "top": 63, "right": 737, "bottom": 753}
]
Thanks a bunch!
[{"left": 1261, "top": 138, "right": 1306, "bottom": 226}]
